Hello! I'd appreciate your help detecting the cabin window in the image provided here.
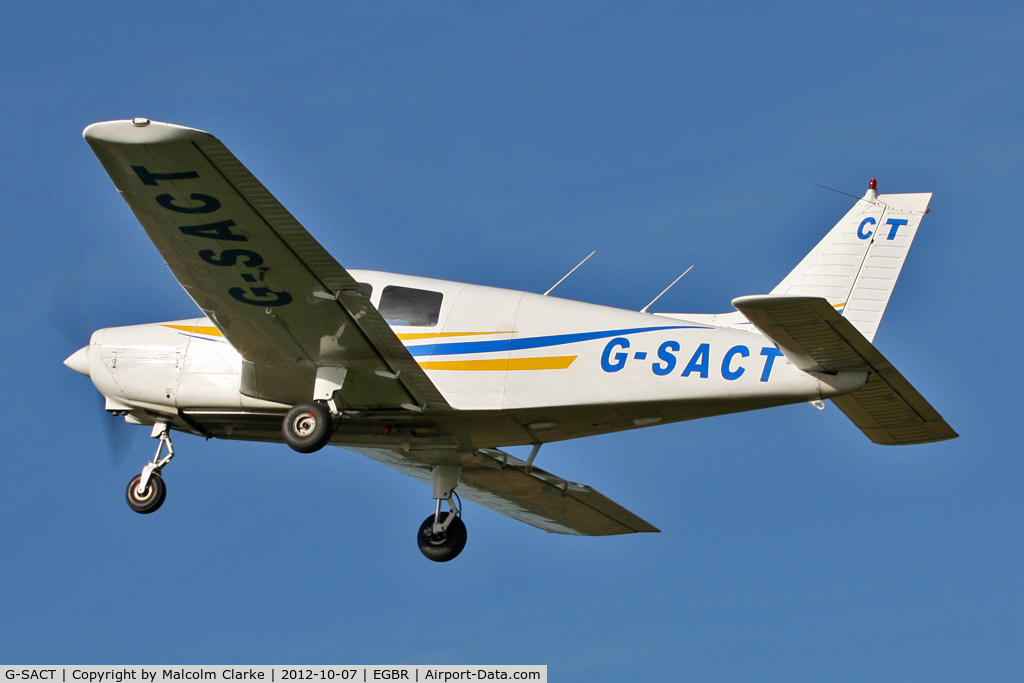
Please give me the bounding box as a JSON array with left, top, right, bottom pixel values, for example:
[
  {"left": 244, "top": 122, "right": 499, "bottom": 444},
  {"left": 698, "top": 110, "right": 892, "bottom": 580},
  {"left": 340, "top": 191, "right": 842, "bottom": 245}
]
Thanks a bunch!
[
  {"left": 379, "top": 286, "right": 443, "bottom": 327},
  {"left": 357, "top": 283, "right": 373, "bottom": 298}
]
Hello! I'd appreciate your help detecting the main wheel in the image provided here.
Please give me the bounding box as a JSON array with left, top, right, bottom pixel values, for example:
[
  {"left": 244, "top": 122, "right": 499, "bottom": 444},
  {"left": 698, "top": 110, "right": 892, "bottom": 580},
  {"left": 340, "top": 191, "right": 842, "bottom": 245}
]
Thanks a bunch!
[
  {"left": 417, "top": 512, "right": 468, "bottom": 562},
  {"left": 282, "top": 401, "right": 333, "bottom": 453},
  {"left": 126, "top": 472, "right": 166, "bottom": 514}
]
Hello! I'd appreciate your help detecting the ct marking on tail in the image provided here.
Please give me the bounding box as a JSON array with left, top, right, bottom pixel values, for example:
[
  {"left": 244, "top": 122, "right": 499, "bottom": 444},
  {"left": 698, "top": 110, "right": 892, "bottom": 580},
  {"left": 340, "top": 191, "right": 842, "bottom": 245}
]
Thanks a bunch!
[
  {"left": 885, "top": 218, "right": 908, "bottom": 239},
  {"left": 858, "top": 217, "right": 875, "bottom": 239}
]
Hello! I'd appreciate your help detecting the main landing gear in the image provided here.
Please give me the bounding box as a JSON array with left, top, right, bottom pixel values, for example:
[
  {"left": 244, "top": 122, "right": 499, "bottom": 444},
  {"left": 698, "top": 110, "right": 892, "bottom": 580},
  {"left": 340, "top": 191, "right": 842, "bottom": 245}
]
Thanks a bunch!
[
  {"left": 282, "top": 401, "right": 334, "bottom": 453},
  {"left": 417, "top": 465, "right": 468, "bottom": 562},
  {"left": 126, "top": 422, "right": 174, "bottom": 514}
]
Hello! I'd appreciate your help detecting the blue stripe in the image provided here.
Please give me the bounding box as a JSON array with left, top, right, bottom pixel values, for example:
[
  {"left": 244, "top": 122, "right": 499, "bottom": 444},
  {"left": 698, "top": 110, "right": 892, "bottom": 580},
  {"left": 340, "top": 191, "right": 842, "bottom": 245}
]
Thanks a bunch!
[
  {"left": 175, "top": 332, "right": 226, "bottom": 343},
  {"left": 406, "top": 325, "right": 709, "bottom": 357}
]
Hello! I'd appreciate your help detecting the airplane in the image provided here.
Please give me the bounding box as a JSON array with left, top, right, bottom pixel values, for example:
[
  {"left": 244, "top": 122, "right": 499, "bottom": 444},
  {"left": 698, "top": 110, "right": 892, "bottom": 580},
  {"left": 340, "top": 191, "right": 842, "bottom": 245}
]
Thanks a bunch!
[{"left": 65, "top": 118, "right": 957, "bottom": 562}]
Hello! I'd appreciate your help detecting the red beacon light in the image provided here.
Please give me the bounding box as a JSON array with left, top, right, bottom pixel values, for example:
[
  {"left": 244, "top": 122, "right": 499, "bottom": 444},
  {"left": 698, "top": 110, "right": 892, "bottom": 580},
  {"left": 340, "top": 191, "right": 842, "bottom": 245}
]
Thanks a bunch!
[{"left": 869, "top": 178, "right": 877, "bottom": 190}]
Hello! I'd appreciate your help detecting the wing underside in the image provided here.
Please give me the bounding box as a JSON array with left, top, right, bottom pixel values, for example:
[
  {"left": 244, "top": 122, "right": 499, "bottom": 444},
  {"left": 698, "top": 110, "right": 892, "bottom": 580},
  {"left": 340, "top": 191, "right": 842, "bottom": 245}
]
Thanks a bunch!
[
  {"left": 350, "top": 446, "right": 659, "bottom": 536},
  {"left": 84, "top": 119, "right": 448, "bottom": 411}
]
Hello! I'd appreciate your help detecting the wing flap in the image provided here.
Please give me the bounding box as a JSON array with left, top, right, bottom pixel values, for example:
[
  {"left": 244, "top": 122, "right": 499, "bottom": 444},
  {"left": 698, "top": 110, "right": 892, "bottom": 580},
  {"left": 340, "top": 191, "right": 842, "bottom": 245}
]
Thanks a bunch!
[{"left": 733, "top": 295, "right": 957, "bottom": 445}]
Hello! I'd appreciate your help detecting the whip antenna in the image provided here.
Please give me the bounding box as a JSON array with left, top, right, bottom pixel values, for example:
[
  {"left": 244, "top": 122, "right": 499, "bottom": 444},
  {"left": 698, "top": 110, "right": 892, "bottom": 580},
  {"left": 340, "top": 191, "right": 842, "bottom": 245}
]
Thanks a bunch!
[
  {"left": 640, "top": 265, "right": 693, "bottom": 313},
  {"left": 544, "top": 251, "right": 595, "bottom": 296},
  {"left": 810, "top": 182, "right": 862, "bottom": 201}
]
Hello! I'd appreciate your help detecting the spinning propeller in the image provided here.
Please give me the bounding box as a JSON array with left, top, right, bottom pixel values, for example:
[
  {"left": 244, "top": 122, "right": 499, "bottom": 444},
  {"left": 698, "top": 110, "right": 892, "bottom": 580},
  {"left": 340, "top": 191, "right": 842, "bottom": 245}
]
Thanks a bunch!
[{"left": 49, "top": 260, "right": 137, "bottom": 468}]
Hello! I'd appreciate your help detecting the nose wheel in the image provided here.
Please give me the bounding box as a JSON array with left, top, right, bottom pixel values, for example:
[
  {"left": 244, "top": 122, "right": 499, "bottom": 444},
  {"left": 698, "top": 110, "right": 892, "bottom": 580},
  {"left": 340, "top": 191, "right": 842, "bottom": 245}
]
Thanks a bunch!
[
  {"left": 126, "top": 472, "right": 166, "bottom": 513},
  {"left": 125, "top": 422, "right": 175, "bottom": 515}
]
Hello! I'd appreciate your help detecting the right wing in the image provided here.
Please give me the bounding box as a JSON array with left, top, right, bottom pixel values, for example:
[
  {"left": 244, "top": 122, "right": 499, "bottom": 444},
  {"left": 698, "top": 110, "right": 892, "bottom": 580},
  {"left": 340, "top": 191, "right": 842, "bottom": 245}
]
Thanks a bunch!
[
  {"left": 733, "top": 295, "right": 957, "bottom": 445},
  {"left": 177, "top": 408, "right": 656, "bottom": 534},
  {"left": 85, "top": 119, "right": 449, "bottom": 411},
  {"left": 351, "top": 446, "right": 660, "bottom": 535}
]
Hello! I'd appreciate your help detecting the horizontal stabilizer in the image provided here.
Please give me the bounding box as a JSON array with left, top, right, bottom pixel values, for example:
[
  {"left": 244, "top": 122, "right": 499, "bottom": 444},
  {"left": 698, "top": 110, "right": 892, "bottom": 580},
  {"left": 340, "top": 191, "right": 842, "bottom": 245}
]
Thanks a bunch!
[
  {"left": 733, "top": 295, "right": 957, "bottom": 445},
  {"left": 353, "top": 446, "right": 659, "bottom": 535}
]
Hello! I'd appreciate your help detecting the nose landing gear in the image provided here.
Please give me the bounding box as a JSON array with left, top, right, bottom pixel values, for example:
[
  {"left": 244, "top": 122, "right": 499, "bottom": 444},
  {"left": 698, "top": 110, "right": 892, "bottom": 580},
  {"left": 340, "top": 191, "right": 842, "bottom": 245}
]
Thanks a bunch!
[
  {"left": 417, "top": 464, "right": 467, "bottom": 562},
  {"left": 126, "top": 422, "right": 175, "bottom": 514},
  {"left": 126, "top": 471, "right": 166, "bottom": 513}
]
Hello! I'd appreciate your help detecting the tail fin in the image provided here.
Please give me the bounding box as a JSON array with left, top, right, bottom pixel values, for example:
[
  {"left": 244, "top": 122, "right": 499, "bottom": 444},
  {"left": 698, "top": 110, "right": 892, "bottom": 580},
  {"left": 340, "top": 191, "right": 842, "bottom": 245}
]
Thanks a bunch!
[{"left": 771, "top": 181, "right": 932, "bottom": 342}]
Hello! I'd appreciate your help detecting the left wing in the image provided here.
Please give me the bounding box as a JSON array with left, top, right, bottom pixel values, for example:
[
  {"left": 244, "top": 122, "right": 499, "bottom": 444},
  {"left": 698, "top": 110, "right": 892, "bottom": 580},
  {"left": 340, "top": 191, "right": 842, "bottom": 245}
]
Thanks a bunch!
[{"left": 85, "top": 119, "right": 449, "bottom": 411}]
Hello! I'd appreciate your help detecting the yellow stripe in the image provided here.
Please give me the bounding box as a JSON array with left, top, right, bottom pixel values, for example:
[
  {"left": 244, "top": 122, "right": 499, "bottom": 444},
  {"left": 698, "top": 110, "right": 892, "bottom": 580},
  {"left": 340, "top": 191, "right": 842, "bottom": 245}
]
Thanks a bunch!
[
  {"left": 418, "top": 356, "right": 577, "bottom": 371},
  {"left": 162, "top": 324, "right": 223, "bottom": 337},
  {"left": 396, "top": 330, "right": 517, "bottom": 341}
]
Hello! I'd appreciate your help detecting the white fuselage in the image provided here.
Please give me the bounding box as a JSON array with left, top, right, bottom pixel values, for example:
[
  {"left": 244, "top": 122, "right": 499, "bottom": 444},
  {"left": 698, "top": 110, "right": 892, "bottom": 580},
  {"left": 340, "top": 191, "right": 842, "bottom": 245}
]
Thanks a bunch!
[{"left": 77, "top": 270, "right": 865, "bottom": 441}]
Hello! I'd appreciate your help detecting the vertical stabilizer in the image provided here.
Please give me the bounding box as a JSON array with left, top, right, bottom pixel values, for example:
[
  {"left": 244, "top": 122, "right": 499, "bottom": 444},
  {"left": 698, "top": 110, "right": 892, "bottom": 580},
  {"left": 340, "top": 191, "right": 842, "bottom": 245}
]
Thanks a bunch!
[{"left": 770, "top": 181, "right": 931, "bottom": 342}]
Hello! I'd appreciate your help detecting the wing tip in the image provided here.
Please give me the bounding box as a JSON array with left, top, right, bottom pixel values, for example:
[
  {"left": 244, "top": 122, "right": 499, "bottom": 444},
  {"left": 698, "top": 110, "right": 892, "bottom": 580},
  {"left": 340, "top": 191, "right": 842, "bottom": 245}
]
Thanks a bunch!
[{"left": 83, "top": 119, "right": 210, "bottom": 145}]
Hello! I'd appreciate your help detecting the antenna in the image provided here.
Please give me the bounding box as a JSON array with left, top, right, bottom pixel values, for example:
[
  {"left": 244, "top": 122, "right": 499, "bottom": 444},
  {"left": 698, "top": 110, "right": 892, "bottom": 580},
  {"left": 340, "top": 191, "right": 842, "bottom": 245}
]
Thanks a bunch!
[
  {"left": 810, "top": 182, "right": 862, "bottom": 201},
  {"left": 640, "top": 265, "right": 693, "bottom": 313},
  {"left": 543, "top": 251, "right": 595, "bottom": 296}
]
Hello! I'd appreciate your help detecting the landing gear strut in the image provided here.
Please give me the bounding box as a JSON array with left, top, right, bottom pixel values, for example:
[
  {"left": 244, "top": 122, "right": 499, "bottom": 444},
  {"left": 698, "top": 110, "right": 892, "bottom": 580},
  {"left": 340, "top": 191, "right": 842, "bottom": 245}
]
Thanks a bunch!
[
  {"left": 126, "top": 422, "right": 174, "bottom": 514},
  {"left": 417, "top": 465, "right": 467, "bottom": 562}
]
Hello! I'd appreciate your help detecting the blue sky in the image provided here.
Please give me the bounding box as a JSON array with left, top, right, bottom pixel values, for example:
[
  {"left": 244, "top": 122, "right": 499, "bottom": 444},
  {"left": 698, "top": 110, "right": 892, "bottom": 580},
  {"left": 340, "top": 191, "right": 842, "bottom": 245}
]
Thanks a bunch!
[{"left": 1, "top": 1, "right": 1022, "bottom": 679}]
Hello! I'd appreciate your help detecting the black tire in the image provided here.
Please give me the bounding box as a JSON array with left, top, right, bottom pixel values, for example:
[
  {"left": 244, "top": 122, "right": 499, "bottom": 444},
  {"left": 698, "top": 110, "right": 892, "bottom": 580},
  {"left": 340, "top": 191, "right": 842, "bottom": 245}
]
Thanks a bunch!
[
  {"left": 417, "top": 512, "right": 468, "bottom": 562},
  {"left": 126, "top": 472, "right": 166, "bottom": 514},
  {"left": 282, "top": 401, "right": 334, "bottom": 453}
]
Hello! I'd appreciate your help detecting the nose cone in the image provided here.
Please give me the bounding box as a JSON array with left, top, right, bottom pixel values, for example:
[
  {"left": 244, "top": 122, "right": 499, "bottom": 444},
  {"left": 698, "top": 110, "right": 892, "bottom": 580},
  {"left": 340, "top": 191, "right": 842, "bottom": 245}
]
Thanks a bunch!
[{"left": 64, "top": 346, "right": 91, "bottom": 377}]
